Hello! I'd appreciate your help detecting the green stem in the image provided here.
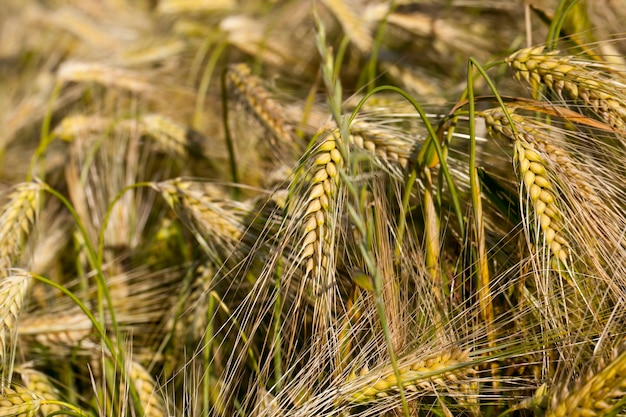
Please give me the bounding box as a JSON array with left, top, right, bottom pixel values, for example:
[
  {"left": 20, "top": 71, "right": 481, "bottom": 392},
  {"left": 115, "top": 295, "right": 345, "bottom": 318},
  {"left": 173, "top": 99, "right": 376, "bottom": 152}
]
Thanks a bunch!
[
  {"left": 365, "top": 1, "right": 397, "bottom": 93},
  {"left": 42, "top": 400, "right": 92, "bottom": 417},
  {"left": 30, "top": 273, "right": 143, "bottom": 416},
  {"left": 194, "top": 40, "right": 228, "bottom": 129},
  {"left": 221, "top": 67, "right": 241, "bottom": 200},
  {"left": 28, "top": 81, "right": 62, "bottom": 182},
  {"left": 348, "top": 84, "right": 465, "bottom": 241},
  {"left": 394, "top": 168, "right": 417, "bottom": 262},
  {"left": 40, "top": 185, "right": 144, "bottom": 416},
  {"left": 204, "top": 290, "right": 216, "bottom": 417},
  {"left": 547, "top": 0, "right": 580, "bottom": 50}
]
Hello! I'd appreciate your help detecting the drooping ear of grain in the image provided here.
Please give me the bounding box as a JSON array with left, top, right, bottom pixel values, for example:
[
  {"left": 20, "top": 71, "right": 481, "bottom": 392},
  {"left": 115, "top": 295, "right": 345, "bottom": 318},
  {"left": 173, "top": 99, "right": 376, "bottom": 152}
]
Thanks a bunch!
[
  {"left": 547, "top": 349, "right": 626, "bottom": 417},
  {"left": 295, "top": 119, "right": 415, "bottom": 280},
  {"left": 341, "top": 347, "right": 473, "bottom": 403},
  {"left": 152, "top": 179, "right": 247, "bottom": 258},
  {"left": 481, "top": 108, "right": 570, "bottom": 265},
  {"left": 507, "top": 46, "right": 626, "bottom": 131},
  {"left": 57, "top": 62, "right": 155, "bottom": 95},
  {"left": 320, "top": 0, "right": 373, "bottom": 52},
  {"left": 0, "top": 272, "right": 32, "bottom": 388},
  {"left": 18, "top": 311, "right": 94, "bottom": 352},
  {"left": 0, "top": 183, "right": 42, "bottom": 273},
  {"left": 16, "top": 366, "right": 63, "bottom": 416},
  {"left": 54, "top": 113, "right": 204, "bottom": 159},
  {"left": 0, "top": 385, "right": 42, "bottom": 417},
  {"left": 166, "top": 263, "right": 214, "bottom": 349},
  {"left": 348, "top": 120, "right": 413, "bottom": 172},
  {"left": 296, "top": 127, "right": 344, "bottom": 283},
  {"left": 129, "top": 361, "right": 166, "bottom": 417},
  {"left": 226, "top": 63, "right": 299, "bottom": 150}
]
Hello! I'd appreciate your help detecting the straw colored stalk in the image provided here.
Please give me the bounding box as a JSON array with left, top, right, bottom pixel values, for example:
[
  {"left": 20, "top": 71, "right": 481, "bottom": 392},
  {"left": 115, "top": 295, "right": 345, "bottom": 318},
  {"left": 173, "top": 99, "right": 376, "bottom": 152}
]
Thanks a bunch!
[
  {"left": 481, "top": 109, "right": 570, "bottom": 265},
  {"left": 341, "top": 347, "right": 473, "bottom": 403},
  {"left": 35, "top": 7, "right": 121, "bottom": 51},
  {"left": 119, "top": 39, "right": 187, "bottom": 66},
  {"left": 547, "top": 349, "right": 626, "bottom": 417},
  {"left": 378, "top": 6, "right": 493, "bottom": 57},
  {"left": 507, "top": 46, "right": 626, "bottom": 131},
  {"left": 0, "top": 183, "right": 42, "bottom": 272},
  {"left": 0, "top": 272, "right": 32, "bottom": 387},
  {"left": 219, "top": 16, "right": 294, "bottom": 68},
  {"left": 57, "top": 62, "right": 155, "bottom": 94},
  {"left": 156, "top": 0, "right": 235, "bottom": 14}
]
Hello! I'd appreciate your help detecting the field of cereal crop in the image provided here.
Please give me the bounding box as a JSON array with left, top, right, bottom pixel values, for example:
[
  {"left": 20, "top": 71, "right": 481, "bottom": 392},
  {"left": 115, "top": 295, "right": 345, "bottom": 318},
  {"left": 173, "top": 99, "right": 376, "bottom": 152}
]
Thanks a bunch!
[{"left": 1, "top": 1, "right": 626, "bottom": 416}]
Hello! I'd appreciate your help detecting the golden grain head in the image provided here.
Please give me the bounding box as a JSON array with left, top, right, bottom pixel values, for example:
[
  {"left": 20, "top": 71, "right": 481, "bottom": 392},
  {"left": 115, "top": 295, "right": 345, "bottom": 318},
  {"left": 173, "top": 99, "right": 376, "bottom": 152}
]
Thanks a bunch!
[
  {"left": 129, "top": 361, "right": 166, "bottom": 417},
  {"left": 0, "top": 271, "right": 32, "bottom": 386},
  {"left": 227, "top": 63, "right": 298, "bottom": 148},
  {"left": 0, "top": 385, "right": 42, "bottom": 417},
  {"left": 0, "top": 183, "right": 42, "bottom": 269},
  {"left": 481, "top": 108, "right": 572, "bottom": 264},
  {"left": 547, "top": 349, "right": 626, "bottom": 417},
  {"left": 507, "top": 46, "right": 626, "bottom": 131},
  {"left": 344, "top": 347, "right": 473, "bottom": 403},
  {"left": 296, "top": 128, "right": 344, "bottom": 279},
  {"left": 16, "top": 366, "right": 63, "bottom": 416}
]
